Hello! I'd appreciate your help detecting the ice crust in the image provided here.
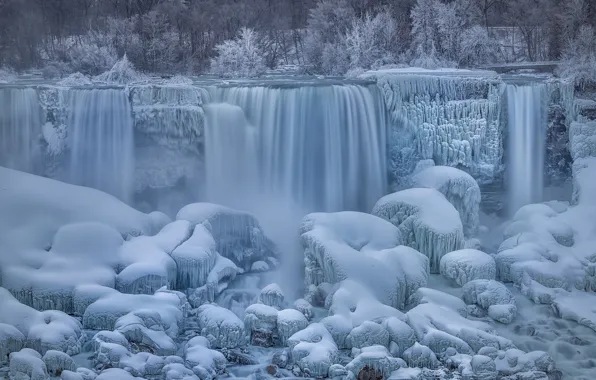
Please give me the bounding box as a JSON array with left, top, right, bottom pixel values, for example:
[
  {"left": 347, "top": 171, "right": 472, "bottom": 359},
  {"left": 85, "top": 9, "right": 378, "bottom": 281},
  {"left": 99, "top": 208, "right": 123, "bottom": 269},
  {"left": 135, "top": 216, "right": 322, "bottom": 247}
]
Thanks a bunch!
[
  {"left": 372, "top": 188, "right": 465, "bottom": 273},
  {"left": 411, "top": 165, "right": 481, "bottom": 236}
]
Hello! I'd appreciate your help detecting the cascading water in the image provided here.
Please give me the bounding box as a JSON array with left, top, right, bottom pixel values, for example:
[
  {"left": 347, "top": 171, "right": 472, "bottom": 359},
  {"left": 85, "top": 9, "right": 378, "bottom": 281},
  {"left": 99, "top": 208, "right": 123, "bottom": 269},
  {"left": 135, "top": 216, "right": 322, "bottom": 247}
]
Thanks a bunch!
[
  {"left": 0, "top": 88, "right": 43, "bottom": 172},
  {"left": 205, "top": 84, "right": 388, "bottom": 213},
  {"left": 67, "top": 88, "right": 135, "bottom": 202},
  {"left": 506, "top": 82, "right": 547, "bottom": 215}
]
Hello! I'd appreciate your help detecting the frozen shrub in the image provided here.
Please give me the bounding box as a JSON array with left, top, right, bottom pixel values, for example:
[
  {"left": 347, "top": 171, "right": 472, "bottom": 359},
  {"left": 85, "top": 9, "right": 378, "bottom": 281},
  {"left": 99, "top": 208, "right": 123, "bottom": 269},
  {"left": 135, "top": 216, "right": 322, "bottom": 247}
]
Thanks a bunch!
[{"left": 210, "top": 28, "right": 266, "bottom": 78}]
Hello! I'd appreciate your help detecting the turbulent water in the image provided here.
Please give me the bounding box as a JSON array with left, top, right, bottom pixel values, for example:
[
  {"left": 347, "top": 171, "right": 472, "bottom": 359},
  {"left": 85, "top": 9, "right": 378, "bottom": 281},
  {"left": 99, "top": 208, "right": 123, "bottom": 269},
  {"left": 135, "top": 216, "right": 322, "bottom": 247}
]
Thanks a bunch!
[
  {"left": 506, "top": 83, "right": 547, "bottom": 215},
  {"left": 67, "top": 89, "right": 135, "bottom": 202},
  {"left": 205, "top": 84, "right": 388, "bottom": 213},
  {"left": 0, "top": 88, "right": 43, "bottom": 172}
]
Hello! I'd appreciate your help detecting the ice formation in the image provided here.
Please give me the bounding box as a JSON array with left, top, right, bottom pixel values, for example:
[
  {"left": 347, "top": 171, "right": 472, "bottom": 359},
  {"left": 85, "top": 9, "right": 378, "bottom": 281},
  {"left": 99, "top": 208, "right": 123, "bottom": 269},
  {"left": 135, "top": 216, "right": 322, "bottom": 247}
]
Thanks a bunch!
[
  {"left": 194, "top": 304, "right": 246, "bottom": 349},
  {"left": 462, "top": 280, "right": 517, "bottom": 324},
  {"left": 440, "top": 249, "right": 496, "bottom": 286},
  {"left": 411, "top": 165, "right": 481, "bottom": 236},
  {"left": 300, "top": 211, "right": 429, "bottom": 308},
  {"left": 372, "top": 188, "right": 464, "bottom": 273},
  {"left": 287, "top": 323, "right": 338, "bottom": 378}
]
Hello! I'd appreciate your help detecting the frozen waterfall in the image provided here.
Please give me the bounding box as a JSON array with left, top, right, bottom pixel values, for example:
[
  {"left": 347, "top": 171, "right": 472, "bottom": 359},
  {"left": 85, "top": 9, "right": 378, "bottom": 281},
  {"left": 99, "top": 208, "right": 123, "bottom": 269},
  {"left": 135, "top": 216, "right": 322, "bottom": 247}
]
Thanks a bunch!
[
  {"left": 67, "top": 88, "right": 135, "bottom": 202},
  {"left": 206, "top": 84, "right": 388, "bottom": 212},
  {"left": 506, "top": 83, "right": 547, "bottom": 214},
  {"left": 0, "top": 88, "right": 43, "bottom": 172}
]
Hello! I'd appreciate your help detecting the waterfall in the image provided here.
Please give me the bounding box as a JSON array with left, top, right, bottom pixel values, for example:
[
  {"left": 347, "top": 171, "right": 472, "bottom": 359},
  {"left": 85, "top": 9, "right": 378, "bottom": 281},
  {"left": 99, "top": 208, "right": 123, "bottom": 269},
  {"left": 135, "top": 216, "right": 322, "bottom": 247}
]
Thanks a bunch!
[
  {"left": 205, "top": 84, "right": 388, "bottom": 213},
  {"left": 506, "top": 83, "right": 547, "bottom": 214},
  {"left": 0, "top": 88, "right": 43, "bottom": 172},
  {"left": 67, "top": 88, "right": 135, "bottom": 202}
]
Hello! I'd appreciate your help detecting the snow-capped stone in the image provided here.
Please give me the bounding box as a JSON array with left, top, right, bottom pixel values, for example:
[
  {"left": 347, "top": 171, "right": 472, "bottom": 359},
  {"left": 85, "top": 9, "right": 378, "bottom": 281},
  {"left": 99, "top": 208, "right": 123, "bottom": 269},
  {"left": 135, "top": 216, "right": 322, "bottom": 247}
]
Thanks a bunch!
[
  {"left": 0, "top": 323, "right": 25, "bottom": 365},
  {"left": 250, "top": 261, "right": 270, "bottom": 272},
  {"left": 402, "top": 343, "right": 439, "bottom": 369},
  {"left": 42, "top": 350, "right": 76, "bottom": 377},
  {"left": 407, "top": 287, "right": 468, "bottom": 317},
  {"left": 301, "top": 212, "right": 428, "bottom": 308},
  {"left": 95, "top": 368, "right": 145, "bottom": 380},
  {"left": 412, "top": 166, "right": 481, "bottom": 236},
  {"left": 381, "top": 317, "right": 417, "bottom": 357},
  {"left": 244, "top": 304, "right": 279, "bottom": 347},
  {"left": 462, "top": 280, "right": 517, "bottom": 324},
  {"left": 347, "top": 321, "right": 390, "bottom": 349},
  {"left": 9, "top": 348, "right": 49, "bottom": 380},
  {"left": 114, "top": 311, "right": 177, "bottom": 356},
  {"left": 277, "top": 309, "right": 309, "bottom": 346},
  {"left": 195, "top": 304, "right": 246, "bottom": 349},
  {"left": 372, "top": 188, "right": 465, "bottom": 273},
  {"left": 170, "top": 223, "right": 216, "bottom": 290},
  {"left": 91, "top": 331, "right": 131, "bottom": 353},
  {"left": 183, "top": 336, "right": 227, "bottom": 379},
  {"left": 287, "top": 323, "right": 338, "bottom": 378},
  {"left": 345, "top": 345, "right": 404, "bottom": 380},
  {"left": 440, "top": 249, "right": 496, "bottom": 286},
  {"left": 258, "top": 283, "right": 285, "bottom": 309},
  {"left": 292, "top": 299, "right": 314, "bottom": 320},
  {"left": 471, "top": 354, "right": 497, "bottom": 379}
]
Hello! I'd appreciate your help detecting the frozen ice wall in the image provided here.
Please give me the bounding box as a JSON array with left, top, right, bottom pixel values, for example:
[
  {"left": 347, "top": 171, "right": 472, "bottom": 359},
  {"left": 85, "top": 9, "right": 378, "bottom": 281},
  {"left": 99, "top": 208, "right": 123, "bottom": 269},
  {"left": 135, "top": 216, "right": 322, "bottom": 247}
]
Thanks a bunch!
[
  {"left": 67, "top": 88, "right": 135, "bottom": 202},
  {"left": 0, "top": 88, "right": 43, "bottom": 172},
  {"left": 207, "top": 84, "right": 388, "bottom": 212},
  {"left": 506, "top": 83, "right": 548, "bottom": 214}
]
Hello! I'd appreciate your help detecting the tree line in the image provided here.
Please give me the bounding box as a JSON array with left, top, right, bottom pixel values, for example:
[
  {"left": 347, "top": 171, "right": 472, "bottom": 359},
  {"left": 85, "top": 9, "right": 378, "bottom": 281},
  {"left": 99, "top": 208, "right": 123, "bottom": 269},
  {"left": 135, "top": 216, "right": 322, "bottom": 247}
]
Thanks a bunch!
[{"left": 0, "top": 0, "right": 594, "bottom": 79}]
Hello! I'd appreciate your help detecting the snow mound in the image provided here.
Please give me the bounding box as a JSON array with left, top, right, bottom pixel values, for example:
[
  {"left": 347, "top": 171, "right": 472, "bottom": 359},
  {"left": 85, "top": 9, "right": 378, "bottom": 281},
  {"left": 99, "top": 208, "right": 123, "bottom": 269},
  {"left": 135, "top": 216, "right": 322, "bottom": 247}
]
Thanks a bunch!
[
  {"left": 402, "top": 342, "right": 439, "bottom": 369},
  {"left": 9, "top": 348, "right": 49, "bottom": 380},
  {"left": 412, "top": 166, "right": 481, "bottom": 236},
  {"left": 114, "top": 311, "right": 177, "bottom": 356},
  {"left": 440, "top": 249, "right": 496, "bottom": 286},
  {"left": 345, "top": 345, "right": 405, "bottom": 379},
  {"left": 372, "top": 188, "right": 465, "bottom": 273},
  {"left": 244, "top": 303, "right": 279, "bottom": 347},
  {"left": 42, "top": 350, "right": 76, "bottom": 376},
  {"left": 258, "top": 283, "right": 285, "bottom": 309},
  {"left": 0, "top": 288, "right": 85, "bottom": 356},
  {"left": 0, "top": 323, "right": 25, "bottom": 365},
  {"left": 195, "top": 304, "right": 246, "bottom": 348},
  {"left": 287, "top": 323, "right": 338, "bottom": 378},
  {"left": 462, "top": 280, "right": 517, "bottom": 324},
  {"left": 95, "top": 55, "right": 146, "bottom": 85},
  {"left": 57, "top": 72, "right": 92, "bottom": 86},
  {"left": 277, "top": 309, "right": 309, "bottom": 346},
  {"left": 407, "top": 287, "right": 468, "bottom": 317},
  {"left": 292, "top": 299, "right": 314, "bottom": 321},
  {"left": 170, "top": 223, "right": 215, "bottom": 291},
  {"left": 176, "top": 203, "right": 278, "bottom": 271},
  {"left": 183, "top": 336, "right": 227, "bottom": 379},
  {"left": 300, "top": 212, "right": 428, "bottom": 308},
  {"left": 552, "top": 291, "right": 596, "bottom": 332}
]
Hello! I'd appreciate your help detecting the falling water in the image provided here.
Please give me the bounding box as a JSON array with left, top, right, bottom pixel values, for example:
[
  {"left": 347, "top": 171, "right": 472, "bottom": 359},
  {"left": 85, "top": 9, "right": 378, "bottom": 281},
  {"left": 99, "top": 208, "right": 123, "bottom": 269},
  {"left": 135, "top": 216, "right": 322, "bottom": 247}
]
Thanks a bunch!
[
  {"left": 67, "top": 88, "right": 135, "bottom": 202},
  {"left": 206, "top": 84, "right": 388, "bottom": 213},
  {"left": 506, "top": 83, "right": 547, "bottom": 215},
  {"left": 0, "top": 88, "right": 43, "bottom": 172}
]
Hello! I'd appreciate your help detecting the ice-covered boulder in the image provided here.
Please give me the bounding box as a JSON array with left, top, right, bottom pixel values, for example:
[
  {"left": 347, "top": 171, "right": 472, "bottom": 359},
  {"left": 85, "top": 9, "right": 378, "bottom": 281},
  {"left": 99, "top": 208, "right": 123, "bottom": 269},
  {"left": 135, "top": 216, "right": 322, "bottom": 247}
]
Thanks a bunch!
[
  {"left": 412, "top": 166, "right": 481, "bottom": 236},
  {"left": 0, "top": 288, "right": 85, "bottom": 356},
  {"left": 176, "top": 203, "right": 278, "bottom": 271},
  {"left": 381, "top": 317, "right": 417, "bottom": 358},
  {"left": 462, "top": 280, "right": 517, "bottom": 324},
  {"left": 96, "top": 368, "right": 147, "bottom": 380},
  {"left": 258, "top": 283, "right": 285, "bottom": 309},
  {"left": 183, "top": 336, "right": 227, "bottom": 379},
  {"left": 195, "top": 304, "right": 246, "bottom": 349},
  {"left": 402, "top": 343, "right": 439, "bottom": 369},
  {"left": 347, "top": 321, "right": 390, "bottom": 349},
  {"left": 292, "top": 299, "right": 314, "bottom": 320},
  {"left": 170, "top": 223, "right": 215, "bottom": 290},
  {"left": 244, "top": 304, "right": 279, "bottom": 347},
  {"left": 91, "top": 330, "right": 131, "bottom": 353},
  {"left": 372, "top": 188, "right": 465, "bottom": 273},
  {"left": 0, "top": 323, "right": 25, "bottom": 365},
  {"left": 440, "top": 249, "right": 496, "bottom": 286},
  {"left": 301, "top": 212, "right": 428, "bottom": 308},
  {"left": 277, "top": 309, "right": 309, "bottom": 346},
  {"left": 114, "top": 311, "right": 177, "bottom": 355},
  {"left": 9, "top": 348, "right": 49, "bottom": 380},
  {"left": 287, "top": 323, "right": 338, "bottom": 378},
  {"left": 345, "top": 345, "right": 405, "bottom": 380},
  {"left": 407, "top": 287, "right": 468, "bottom": 317},
  {"left": 42, "top": 350, "right": 76, "bottom": 376}
]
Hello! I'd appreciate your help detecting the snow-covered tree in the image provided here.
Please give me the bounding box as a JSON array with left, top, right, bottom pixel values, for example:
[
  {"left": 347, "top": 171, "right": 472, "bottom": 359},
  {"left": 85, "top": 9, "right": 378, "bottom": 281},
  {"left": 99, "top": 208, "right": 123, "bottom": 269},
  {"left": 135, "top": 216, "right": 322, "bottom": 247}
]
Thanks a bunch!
[
  {"left": 211, "top": 28, "right": 267, "bottom": 78},
  {"left": 410, "top": 0, "right": 441, "bottom": 62},
  {"left": 344, "top": 11, "right": 399, "bottom": 70},
  {"left": 559, "top": 25, "right": 596, "bottom": 87},
  {"left": 458, "top": 25, "right": 498, "bottom": 66}
]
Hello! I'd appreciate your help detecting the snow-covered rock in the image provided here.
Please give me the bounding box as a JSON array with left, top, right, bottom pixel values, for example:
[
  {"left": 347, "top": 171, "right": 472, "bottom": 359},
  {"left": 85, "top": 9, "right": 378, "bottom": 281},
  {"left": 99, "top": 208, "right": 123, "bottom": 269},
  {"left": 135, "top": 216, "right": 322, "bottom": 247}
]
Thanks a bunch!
[
  {"left": 195, "top": 304, "right": 246, "bottom": 349},
  {"left": 462, "top": 280, "right": 517, "bottom": 324},
  {"left": 292, "top": 299, "right": 314, "bottom": 320},
  {"left": 42, "top": 350, "right": 76, "bottom": 376},
  {"left": 412, "top": 166, "right": 481, "bottom": 236},
  {"left": 440, "top": 249, "right": 496, "bottom": 286},
  {"left": 244, "top": 304, "right": 279, "bottom": 347},
  {"left": 301, "top": 212, "right": 428, "bottom": 308},
  {"left": 407, "top": 287, "right": 468, "bottom": 317},
  {"left": 287, "top": 323, "right": 338, "bottom": 378},
  {"left": 176, "top": 203, "right": 278, "bottom": 271},
  {"left": 114, "top": 311, "right": 177, "bottom": 355},
  {"left": 183, "top": 336, "right": 227, "bottom": 379},
  {"left": 381, "top": 317, "right": 417, "bottom": 357},
  {"left": 345, "top": 345, "right": 405, "bottom": 380},
  {"left": 277, "top": 309, "right": 309, "bottom": 346},
  {"left": 402, "top": 343, "right": 439, "bottom": 369},
  {"left": 9, "top": 348, "right": 49, "bottom": 380},
  {"left": 372, "top": 188, "right": 464, "bottom": 273},
  {"left": 347, "top": 321, "right": 390, "bottom": 349},
  {"left": 0, "top": 323, "right": 25, "bottom": 365},
  {"left": 258, "top": 283, "right": 285, "bottom": 309}
]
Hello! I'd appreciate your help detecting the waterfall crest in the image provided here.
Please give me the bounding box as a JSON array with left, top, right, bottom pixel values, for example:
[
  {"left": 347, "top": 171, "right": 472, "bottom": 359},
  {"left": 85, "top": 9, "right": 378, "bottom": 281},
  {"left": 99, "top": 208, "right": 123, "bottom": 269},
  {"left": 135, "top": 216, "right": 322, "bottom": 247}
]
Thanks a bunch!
[
  {"left": 67, "top": 88, "right": 135, "bottom": 202},
  {"left": 506, "top": 83, "right": 547, "bottom": 214},
  {"left": 205, "top": 84, "right": 388, "bottom": 213}
]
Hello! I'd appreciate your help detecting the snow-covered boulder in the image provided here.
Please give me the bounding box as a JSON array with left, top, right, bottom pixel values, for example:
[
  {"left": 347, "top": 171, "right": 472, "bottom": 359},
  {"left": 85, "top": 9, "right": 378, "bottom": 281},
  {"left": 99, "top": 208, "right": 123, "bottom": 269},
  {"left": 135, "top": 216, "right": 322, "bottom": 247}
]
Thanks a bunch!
[
  {"left": 372, "top": 188, "right": 465, "bottom": 273},
  {"left": 96, "top": 368, "right": 146, "bottom": 380},
  {"left": 258, "top": 283, "right": 285, "bottom": 309},
  {"left": 42, "top": 350, "right": 76, "bottom": 376},
  {"left": 345, "top": 345, "right": 405, "bottom": 380},
  {"left": 9, "top": 348, "right": 49, "bottom": 380},
  {"left": 91, "top": 331, "right": 131, "bottom": 353},
  {"left": 277, "top": 309, "right": 309, "bottom": 346},
  {"left": 183, "top": 336, "right": 227, "bottom": 379},
  {"left": 176, "top": 203, "right": 279, "bottom": 271},
  {"left": 292, "top": 299, "right": 314, "bottom": 320},
  {"left": 412, "top": 166, "right": 481, "bottom": 236},
  {"left": 114, "top": 311, "right": 177, "bottom": 355},
  {"left": 195, "top": 304, "right": 246, "bottom": 349},
  {"left": 347, "top": 321, "right": 390, "bottom": 349},
  {"left": 287, "top": 323, "right": 338, "bottom": 378},
  {"left": 301, "top": 212, "right": 428, "bottom": 308},
  {"left": 462, "top": 280, "right": 517, "bottom": 324},
  {"left": 0, "top": 323, "right": 25, "bottom": 365},
  {"left": 0, "top": 288, "right": 85, "bottom": 356},
  {"left": 407, "top": 287, "right": 468, "bottom": 317},
  {"left": 402, "top": 343, "right": 439, "bottom": 369},
  {"left": 381, "top": 317, "right": 417, "bottom": 358},
  {"left": 440, "top": 249, "right": 496, "bottom": 286},
  {"left": 170, "top": 223, "right": 215, "bottom": 290},
  {"left": 244, "top": 304, "right": 278, "bottom": 347}
]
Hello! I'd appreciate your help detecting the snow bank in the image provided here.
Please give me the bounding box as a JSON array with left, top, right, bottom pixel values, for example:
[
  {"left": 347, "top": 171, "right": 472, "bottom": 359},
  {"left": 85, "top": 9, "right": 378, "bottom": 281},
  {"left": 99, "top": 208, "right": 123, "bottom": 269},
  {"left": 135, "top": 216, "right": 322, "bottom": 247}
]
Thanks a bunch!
[
  {"left": 372, "top": 188, "right": 464, "bottom": 273},
  {"left": 300, "top": 211, "right": 428, "bottom": 309},
  {"left": 411, "top": 166, "right": 481, "bottom": 236}
]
